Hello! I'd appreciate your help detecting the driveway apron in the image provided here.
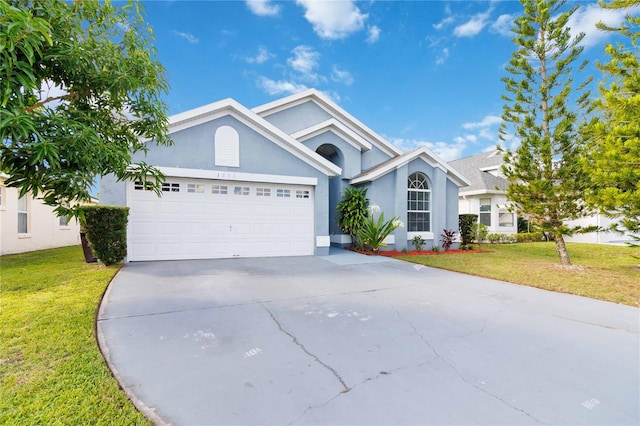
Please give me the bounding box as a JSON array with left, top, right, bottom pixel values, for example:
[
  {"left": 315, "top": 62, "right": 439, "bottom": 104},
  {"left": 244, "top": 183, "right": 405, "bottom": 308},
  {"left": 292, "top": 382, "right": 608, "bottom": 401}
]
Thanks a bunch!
[{"left": 97, "top": 250, "right": 639, "bottom": 425}]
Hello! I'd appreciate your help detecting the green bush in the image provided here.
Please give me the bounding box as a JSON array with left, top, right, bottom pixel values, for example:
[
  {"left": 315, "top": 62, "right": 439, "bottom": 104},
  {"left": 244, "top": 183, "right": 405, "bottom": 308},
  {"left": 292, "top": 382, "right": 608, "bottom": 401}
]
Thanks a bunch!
[
  {"left": 81, "top": 206, "right": 129, "bottom": 265},
  {"left": 336, "top": 187, "right": 369, "bottom": 249},
  {"left": 516, "top": 232, "right": 545, "bottom": 243},
  {"left": 459, "top": 214, "right": 477, "bottom": 246},
  {"left": 472, "top": 222, "right": 489, "bottom": 243}
]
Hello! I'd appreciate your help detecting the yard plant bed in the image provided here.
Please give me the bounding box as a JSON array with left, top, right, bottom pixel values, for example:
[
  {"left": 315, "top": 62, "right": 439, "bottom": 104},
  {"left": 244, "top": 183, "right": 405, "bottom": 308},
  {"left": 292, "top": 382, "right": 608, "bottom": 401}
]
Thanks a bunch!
[
  {"left": 394, "top": 242, "right": 639, "bottom": 307},
  {"left": 0, "top": 246, "right": 150, "bottom": 425}
]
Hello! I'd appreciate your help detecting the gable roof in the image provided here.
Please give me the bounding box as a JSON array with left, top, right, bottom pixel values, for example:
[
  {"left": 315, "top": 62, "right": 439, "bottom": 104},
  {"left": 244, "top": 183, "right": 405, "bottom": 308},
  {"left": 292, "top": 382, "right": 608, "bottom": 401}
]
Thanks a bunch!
[
  {"left": 290, "top": 118, "right": 373, "bottom": 152},
  {"left": 448, "top": 150, "right": 508, "bottom": 195},
  {"left": 158, "top": 98, "right": 341, "bottom": 177},
  {"left": 351, "top": 146, "right": 470, "bottom": 187},
  {"left": 252, "top": 89, "right": 403, "bottom": 158}
]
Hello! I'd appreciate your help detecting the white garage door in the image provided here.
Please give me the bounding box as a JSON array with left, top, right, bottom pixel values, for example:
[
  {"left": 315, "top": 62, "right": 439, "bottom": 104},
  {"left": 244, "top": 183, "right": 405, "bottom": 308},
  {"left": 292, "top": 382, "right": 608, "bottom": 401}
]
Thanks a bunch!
[{"left": 128, "top": 178, "right": 314, "bottom": 261}]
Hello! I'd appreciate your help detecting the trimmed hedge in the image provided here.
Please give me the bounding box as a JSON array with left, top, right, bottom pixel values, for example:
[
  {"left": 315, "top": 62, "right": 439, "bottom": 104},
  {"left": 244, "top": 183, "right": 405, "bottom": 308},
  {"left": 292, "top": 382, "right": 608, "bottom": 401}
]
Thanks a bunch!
[
  {"left": 516, "top": 232, "right": 545, "bottom": 243},
  {"left": 81, "top": 206, "right": 129, "bottom": 265},
  {"left": 459, "top": 214, "right": 478, "bottom": 247}
]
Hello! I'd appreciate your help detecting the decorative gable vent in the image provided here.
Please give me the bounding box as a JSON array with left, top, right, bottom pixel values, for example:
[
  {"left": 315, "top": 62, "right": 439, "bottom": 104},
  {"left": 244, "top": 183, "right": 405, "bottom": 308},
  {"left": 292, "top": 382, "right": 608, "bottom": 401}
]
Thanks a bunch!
[{"left": 214, "top": 125, "right": 239, "bottom": 167}]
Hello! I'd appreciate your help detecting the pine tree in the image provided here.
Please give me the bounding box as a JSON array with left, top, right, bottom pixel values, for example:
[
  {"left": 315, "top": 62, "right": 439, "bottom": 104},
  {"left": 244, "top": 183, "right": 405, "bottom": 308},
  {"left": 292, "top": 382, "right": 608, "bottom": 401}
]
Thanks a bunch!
[
  {"left": 584, "top": 0, "right": 640, "bottom": 245},
  {"left": 499, "top": 0, "right": 593, "bottom": 266}
]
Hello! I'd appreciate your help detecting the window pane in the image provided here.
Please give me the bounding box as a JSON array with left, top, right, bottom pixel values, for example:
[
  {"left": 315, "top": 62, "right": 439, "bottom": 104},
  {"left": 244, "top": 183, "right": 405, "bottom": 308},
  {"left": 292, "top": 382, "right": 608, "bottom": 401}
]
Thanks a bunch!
[
  {"left": 18, "top": 212, "right": 28, "bottom": 233},
  {"left": 480, "top": 212, "right": 491, "bottom": 226},
  {"left": 499, "top": 209, "right": 514, "bottom": 227}
]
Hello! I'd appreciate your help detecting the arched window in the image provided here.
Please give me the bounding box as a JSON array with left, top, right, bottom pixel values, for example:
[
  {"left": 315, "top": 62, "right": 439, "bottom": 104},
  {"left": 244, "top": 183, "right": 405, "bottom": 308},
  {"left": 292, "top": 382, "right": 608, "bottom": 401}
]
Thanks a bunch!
[{"left": 407, "top": 172, "right": 431, "bottom": 232}]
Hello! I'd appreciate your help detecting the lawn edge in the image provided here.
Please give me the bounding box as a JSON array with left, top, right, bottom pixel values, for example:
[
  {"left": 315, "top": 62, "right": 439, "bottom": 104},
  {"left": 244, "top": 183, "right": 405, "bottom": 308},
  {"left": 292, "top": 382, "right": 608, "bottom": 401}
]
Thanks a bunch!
[{"left": 94, "top": 265, "right": 169, "bottom": 426}]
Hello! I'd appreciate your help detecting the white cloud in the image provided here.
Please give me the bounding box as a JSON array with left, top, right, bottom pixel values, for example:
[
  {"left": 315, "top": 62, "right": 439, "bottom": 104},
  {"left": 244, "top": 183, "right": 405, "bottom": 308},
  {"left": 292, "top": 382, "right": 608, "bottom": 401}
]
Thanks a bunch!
[
  {"left": 433, "top": 16, "right": 455, "bottom": 30},
  {"left": 173, "top": 31, "right": 199, "bottom": 44},
  {"left": 287, "top": 45, "right": 320, "bottom": 81},
  {"left": 462, "top": 115, "right": 502, "bottom": 130},
  {"left": 567, "top": 3, "right": 639, "bottom": 48},
  {"left": 462, "top": 115, "right": 502, "bottom": 141},
  {"left": 245, "top": 46, "right": 273, "bottom": 64},
  {"left": 322, "top": 90, "right": 342, "bottom": 104},
  {"left": 389, "top": 138, "right": 465, "bottom": 162},
  {"left": 367, "top": 25, "right": 381, "bottom": 44},
  {"left": 296, "top": 0, "right": 367, "bottom": 40},
  {"left": 453, "top": 8, "right": 493, "bottom": 38},
  {"left": 246, "top": 0, "right": 281, "bottom": 17},
  {"left": 331, "top": 65, "right": 354, "bottom": 85},
  {"left": 257, "top": 77, "right": 308, "bottom": 96},
  {"left": 491, "top": 14, "right": 514, "bottom": 37},
  {"left": 38, "top": 80, "right": 68, "bottom": 110},
  {"left": 435, "top": 47, "right": 450, "bottom": 65}
]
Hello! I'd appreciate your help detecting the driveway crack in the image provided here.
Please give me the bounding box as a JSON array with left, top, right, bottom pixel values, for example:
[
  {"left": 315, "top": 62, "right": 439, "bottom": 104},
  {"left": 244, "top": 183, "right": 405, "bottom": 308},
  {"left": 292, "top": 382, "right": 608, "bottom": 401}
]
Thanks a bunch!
[
  {"left": 260, "top": 303, "right": 350, "bottom": 393},
  {"left": 394, "top": 308, "right": 547, "bottom": 425}
]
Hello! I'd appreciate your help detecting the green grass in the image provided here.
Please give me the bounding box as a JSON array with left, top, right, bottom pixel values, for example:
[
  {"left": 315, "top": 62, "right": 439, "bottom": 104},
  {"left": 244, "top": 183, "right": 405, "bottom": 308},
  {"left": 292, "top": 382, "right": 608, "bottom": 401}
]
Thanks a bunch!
[
  {"left": 396, "top": 242, "right": 639, "bottom": 307},
  {"left": 0, "top": 245, "right": 151, "bottom": 425}
]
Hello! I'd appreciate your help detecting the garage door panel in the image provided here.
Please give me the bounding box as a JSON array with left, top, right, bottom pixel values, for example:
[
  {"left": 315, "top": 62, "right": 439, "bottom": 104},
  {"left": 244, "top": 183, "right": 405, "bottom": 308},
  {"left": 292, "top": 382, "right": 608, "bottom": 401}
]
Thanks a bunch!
[{"left": 128, "top": 178, "right": 314, "bottom": 261}]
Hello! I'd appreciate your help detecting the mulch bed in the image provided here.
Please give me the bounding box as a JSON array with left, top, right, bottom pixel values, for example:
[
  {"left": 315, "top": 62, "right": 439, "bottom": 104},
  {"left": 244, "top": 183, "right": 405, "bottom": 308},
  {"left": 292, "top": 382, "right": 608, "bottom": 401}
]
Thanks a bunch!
[{"left": 347, "top": 247, "right": 491, "bottom": 256}]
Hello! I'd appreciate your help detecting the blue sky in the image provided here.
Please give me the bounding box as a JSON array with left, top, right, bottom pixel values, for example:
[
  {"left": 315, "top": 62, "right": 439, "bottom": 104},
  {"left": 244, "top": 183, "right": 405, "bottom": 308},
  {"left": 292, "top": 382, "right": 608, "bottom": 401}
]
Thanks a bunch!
[{"left": 141, "top": 0, "right": 635, "bottom": 161}]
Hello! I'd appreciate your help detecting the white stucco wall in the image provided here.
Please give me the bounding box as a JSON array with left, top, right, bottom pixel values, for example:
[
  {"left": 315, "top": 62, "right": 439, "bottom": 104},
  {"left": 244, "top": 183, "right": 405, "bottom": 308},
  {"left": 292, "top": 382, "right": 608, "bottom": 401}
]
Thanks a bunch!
[
  {"left": 458, "top": 194, "right": 518, "bottom": 235},
  {"left": 0, "top": 181, "right": 81, "bottom": 255},
  {"left": 565, "top": 214, "right": 636, "bottom": 245}
]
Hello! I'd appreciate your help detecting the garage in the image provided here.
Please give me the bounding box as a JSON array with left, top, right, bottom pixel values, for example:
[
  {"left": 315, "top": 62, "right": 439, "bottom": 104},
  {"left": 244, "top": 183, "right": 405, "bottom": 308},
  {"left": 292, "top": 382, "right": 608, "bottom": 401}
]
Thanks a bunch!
[{"left": 127, "top": 177, "right": 314, "bottom": 261}]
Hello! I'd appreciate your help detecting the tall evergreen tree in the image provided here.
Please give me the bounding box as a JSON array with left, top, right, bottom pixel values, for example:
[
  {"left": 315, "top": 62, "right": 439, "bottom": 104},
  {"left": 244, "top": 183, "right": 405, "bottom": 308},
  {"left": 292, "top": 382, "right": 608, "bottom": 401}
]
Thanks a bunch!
[
  {"left": 499, "top": 0, "right": 593, "bottom": 266},
  {"left": 583, "top": 0, "right": 640, "bottom": 245}
]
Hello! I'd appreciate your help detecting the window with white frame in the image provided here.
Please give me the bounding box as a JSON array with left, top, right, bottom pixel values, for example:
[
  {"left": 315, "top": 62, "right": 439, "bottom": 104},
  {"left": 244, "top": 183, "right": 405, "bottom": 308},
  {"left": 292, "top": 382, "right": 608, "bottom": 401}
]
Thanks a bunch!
[
  {"left": 187, "top": 183, "right": 205, "bottom": 193},
  {"left": 211, "top": 184, "right": 228, "bottom": 195},
  {"left": 256, "top": 187, "right": 271, "bottom": 197},
  {"left": 162, "top": 182, "right": 180, "bottom": 192},
  {"left": 59, "top": 215, "right": 69, "bottom": 227},
  {"left": 407, "top": 172, "right": 431, "bottom": 232},
  {"left": 134, "top": 181, "right": 153, "bottom": 191},
  {"left": 296, "top": 190, "right": 310, "bottom": 199},
  {"left": 480, "top": 198, "right": 492, "bottom": 226},
  {"left": 276, "top": 188, "right": 291, "bottom": 198},
  {"left": 17, "top": 195, "right": 28, "bottom": 234},
  {"left": 498, "top": 208, "right": 514, "bottom": 227},
  {"left": 234, "top": 186, "right": 250, "bottom": 196}
]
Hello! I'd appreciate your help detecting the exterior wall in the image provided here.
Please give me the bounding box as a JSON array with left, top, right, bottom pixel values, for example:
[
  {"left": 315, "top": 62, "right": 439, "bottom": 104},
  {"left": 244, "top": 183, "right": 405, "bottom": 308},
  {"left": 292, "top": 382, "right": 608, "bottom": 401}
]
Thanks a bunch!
[
  {"left": 100, "top": 114, "right": 332, "bottom": 255},
  {"left": 300, "top": 131, "right": 361, "bottom": 178},
  {"left": 0, "top": 181, "right": 81, "bottom": 255},
  {"left": 565, "top": 214, "right": 637, "bottom": 245},
  {"left": 458, "top": 194, "right": 517, "bottom": 235},
  {"left": 361, "top": 146, "right": 394, "bottom": 171},
  {"left": 261, "top": 101, "right": 332, "bottom": 135}
]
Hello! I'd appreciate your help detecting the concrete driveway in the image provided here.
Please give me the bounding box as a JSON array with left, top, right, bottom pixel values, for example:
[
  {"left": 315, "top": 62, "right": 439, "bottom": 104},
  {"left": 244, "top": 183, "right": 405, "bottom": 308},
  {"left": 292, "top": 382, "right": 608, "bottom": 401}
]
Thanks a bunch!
[{"left": 97, "top": 249, "right": 639, "bottom": 425}]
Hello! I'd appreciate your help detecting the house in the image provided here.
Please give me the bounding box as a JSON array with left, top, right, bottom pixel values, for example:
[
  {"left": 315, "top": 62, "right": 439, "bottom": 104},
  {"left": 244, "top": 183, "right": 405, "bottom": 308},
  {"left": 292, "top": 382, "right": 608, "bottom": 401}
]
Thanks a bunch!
[
  {"left": 99, "top": 89, "right": 469, "bottom": 261},
  {"left": 448, "top": 150, "right": 518, "bottom": 235},
  {"left": 0, "top": 173, "right": 82, "bottom": 255}
]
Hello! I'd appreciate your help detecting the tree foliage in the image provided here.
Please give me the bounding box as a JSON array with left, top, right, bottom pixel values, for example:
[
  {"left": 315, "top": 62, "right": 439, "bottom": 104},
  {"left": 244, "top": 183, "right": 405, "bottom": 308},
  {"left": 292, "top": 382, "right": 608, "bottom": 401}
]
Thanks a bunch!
[
  {"left": 583, "top": 0, "right": 640, "bottom": 243},
  {"left": 498, "top": 0, "right": 593, "bottom": 265},
  {"left": 0, "top": 0, "right": 171, "bottom": 217}
]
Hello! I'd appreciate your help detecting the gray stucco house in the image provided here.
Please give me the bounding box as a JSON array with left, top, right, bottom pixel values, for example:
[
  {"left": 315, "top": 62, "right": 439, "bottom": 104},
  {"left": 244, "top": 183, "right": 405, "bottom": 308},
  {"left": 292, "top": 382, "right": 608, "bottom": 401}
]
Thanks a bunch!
[{"left": 100, "top": 89, "right": 469, "bottom": 261}]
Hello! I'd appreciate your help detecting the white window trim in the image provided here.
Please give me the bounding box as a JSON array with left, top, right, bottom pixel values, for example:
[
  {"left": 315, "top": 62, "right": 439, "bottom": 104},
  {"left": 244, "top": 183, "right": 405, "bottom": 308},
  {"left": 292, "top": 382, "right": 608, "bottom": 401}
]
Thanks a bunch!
[
  {"left": 407, "top": 173, "right": 431, "bottom": 233},
  {"left": 17, "top": 195, "right": 29, "bottom": 235}
]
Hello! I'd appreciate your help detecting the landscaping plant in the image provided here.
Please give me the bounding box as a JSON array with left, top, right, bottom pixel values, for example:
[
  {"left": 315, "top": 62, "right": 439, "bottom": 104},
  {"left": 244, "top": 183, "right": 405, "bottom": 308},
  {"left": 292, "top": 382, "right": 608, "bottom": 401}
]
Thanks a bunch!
[
  {"left": 412, "top": 235, "right": 426, "bottom": 251},
  {"left": 440, "top": 228, "right": 456, "bottom": 251},
  {"left": 459, "top": 214, "right": 478, "bottom": 248},
  {"left": 357, "top": 205, "right": 403, "bottom": 253},
  {"left": 81, "top": 205, "right": 129, "bottom": 265},
  {"left": 336, "top": 187, "right": 369, "bottom": 249}
]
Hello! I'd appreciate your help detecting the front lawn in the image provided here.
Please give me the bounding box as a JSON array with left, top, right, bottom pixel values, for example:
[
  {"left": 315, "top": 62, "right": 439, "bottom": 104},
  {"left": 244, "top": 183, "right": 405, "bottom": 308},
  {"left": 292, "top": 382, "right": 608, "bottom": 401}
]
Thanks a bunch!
[
  {"left": 0, "top": 246, "right": 150, "bottom": 425},
  {"left": 396, "top": 242, "right": 639, "bottom": 306}
]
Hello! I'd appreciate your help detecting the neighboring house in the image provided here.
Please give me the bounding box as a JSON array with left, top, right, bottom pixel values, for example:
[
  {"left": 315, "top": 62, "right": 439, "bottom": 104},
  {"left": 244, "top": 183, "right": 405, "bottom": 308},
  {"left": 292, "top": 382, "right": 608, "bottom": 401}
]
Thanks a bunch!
[
  {"left": 448, "top": 150, "right": 518, "bottom": 235},
  {"left": 0, "top": 174, "right": 82, "bottom": 255},
  {"left": 565, "top": 215, "right": 636, "bottom": 245},
  {"left": 100, "top": 89, "right": 470, "bottom": 261}
]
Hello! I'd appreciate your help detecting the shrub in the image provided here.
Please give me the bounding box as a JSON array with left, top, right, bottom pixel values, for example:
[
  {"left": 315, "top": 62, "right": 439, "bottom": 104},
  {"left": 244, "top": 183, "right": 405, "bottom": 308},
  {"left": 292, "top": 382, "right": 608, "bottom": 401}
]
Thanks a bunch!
[
  {"left": 472, "top": 222, "right": 489, "bottom": 243},
  {"left": 432, "top": 245, "right": 441, "bottom": 252},
  {"left": 357, "top": 205, "right": 403, "bottom": 253},
  {"left": 459, "top": 214, "right": 478, "bottom": 246},
  {"left": 412, "top": 235, "right": 426, "bottom": 251},
  {"left": 440, "top": 228, "right": 456, "bottom": 251},
  {"left": 81, "top": 205, "right": 129, "bottom": 265},
  {"left": 337, "top": 187, "right": 369, "bottom": 249},
  {"left": 516, "top": 232, "right": 545, "bottom": 243}
]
